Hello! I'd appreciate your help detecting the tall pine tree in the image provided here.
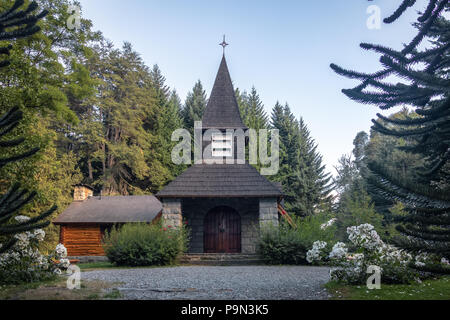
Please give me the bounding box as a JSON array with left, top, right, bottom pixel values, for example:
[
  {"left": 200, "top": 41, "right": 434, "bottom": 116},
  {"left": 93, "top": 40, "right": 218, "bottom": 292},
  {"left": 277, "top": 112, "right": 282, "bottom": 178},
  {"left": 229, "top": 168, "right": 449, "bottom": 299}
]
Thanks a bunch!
[
  {"left": 236, "top": 86, "right": 269, "bottom": 130},
  {"left": 271, "top": 102, "right": 332, "bottom": 216},
  {"left": 182, "top": 80, "right": 207, "bottom": 132}
]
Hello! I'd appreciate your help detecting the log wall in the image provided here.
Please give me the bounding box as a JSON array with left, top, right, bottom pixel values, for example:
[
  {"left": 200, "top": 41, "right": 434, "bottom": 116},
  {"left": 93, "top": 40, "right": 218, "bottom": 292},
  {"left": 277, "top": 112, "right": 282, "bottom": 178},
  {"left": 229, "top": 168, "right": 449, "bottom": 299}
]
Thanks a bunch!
[{"left": 60, "top": 224, "right": 105, "bottom": 256}]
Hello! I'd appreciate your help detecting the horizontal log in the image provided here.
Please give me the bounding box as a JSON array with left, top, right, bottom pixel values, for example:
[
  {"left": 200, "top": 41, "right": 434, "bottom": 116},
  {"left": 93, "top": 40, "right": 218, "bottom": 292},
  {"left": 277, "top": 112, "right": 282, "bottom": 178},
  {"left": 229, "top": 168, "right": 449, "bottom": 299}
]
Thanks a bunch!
[{"left": 61, "top": 225, "right": 105, "bottom": 256}]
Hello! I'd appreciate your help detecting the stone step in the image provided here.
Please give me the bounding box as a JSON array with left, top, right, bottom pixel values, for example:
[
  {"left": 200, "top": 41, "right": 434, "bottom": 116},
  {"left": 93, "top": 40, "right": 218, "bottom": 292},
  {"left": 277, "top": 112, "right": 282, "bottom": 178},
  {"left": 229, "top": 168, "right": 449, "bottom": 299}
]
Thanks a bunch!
[
  {"left": 181, "top": 254, "right": 260, "bottom": 260},
  {"left": 180, "top": 254, "right": 265, "bottom": 266},
  {"left": 181, "top": 259, "right": 264, "bottom": 266}
]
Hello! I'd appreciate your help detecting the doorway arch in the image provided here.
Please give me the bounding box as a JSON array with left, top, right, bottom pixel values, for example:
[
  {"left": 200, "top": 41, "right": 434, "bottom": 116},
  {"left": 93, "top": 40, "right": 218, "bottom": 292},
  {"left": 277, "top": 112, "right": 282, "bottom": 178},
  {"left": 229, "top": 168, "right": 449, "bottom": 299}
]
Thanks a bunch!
[{"left": 204, "top": 206, "right": 241, "bottom": 253}]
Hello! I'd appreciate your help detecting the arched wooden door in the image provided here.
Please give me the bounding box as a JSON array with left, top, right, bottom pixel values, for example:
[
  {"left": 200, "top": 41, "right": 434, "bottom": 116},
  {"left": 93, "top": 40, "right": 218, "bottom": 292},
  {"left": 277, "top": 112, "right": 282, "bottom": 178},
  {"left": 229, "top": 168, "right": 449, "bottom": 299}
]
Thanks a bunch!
[{"left": 204, "top": 206, "right": 241, "bottom": 253}]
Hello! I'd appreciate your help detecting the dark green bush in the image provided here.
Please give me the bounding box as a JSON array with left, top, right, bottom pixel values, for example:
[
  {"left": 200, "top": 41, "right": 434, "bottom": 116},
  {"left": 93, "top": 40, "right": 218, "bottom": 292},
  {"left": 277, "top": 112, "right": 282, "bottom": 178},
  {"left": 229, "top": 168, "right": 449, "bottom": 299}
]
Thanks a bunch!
[
  {"left": 103, "top": 223, "right": 189, "bottom": 267},
  {"left": 258, "top": 213, "right": 337, "bottom": 265}
]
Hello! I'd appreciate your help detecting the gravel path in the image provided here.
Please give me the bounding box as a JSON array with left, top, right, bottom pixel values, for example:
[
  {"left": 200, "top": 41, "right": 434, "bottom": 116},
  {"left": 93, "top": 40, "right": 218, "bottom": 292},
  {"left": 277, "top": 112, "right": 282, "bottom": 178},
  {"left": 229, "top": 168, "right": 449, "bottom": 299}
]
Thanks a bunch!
[{"left": 82, "top": 266, "right": 331, "bottom": 300}]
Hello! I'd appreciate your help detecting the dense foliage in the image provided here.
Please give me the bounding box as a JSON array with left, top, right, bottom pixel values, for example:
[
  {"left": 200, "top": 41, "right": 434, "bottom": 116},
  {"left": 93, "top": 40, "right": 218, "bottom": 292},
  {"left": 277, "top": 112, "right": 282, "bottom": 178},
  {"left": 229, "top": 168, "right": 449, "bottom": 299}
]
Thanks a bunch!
[
  {"left": 258, "top": 214, "right": 337, "bottom": 265},
  {"left": 103, "top": 223, "right": 189, "bottom": 267}
]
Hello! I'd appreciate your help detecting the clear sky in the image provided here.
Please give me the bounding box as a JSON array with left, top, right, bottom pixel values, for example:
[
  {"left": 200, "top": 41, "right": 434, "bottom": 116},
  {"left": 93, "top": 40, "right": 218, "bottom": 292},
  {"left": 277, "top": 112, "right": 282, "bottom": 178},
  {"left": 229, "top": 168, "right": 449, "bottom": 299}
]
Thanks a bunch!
[{"left": 77, "top": 0, "right": 428, "bottom": 175}]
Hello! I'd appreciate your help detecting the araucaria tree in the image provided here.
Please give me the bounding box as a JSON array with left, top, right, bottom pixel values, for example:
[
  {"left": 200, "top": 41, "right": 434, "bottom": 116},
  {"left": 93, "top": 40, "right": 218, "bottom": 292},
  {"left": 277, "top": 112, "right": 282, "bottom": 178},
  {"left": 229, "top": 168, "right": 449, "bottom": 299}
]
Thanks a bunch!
[
  {"left": 331, "top": 0, "right": 450, "bottom": 273},
  {"left": 0, "top": 0, "right": 56, "bottom": 254}
]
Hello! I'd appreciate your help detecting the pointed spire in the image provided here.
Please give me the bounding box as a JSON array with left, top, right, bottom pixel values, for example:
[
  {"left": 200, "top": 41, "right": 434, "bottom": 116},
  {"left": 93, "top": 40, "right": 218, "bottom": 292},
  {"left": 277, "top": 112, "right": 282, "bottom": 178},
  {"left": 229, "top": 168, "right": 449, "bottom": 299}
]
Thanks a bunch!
[{"left": 202, "top": 55, "right": 246, "bottom": 129}]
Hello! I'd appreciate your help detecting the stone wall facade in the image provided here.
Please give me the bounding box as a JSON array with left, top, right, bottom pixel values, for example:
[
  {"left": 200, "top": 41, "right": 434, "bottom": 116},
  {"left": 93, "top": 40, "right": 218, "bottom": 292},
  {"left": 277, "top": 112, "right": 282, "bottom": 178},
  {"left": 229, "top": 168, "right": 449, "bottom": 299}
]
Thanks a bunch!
[
  {"left": 161, "top": 198, "right": 183, "bottom": 228},
  {"left": 73, "top": 186, "right": 93, "bottom": 202},
  {"left": 259, "top": 198, "right": 279, "bottom": 228},
  {"left": 181, "top": 197, "right": 280, "bottom": 254},
  {"left": 182, "top": 198, "right": 261, "bottom": 254}
]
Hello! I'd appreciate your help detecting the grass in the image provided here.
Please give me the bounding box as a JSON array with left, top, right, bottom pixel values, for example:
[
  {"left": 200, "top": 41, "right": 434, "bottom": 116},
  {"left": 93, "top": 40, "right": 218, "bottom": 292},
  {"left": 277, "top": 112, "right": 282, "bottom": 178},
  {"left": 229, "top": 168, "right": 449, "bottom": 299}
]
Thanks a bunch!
[
  {"left": 77, "top": 261, "right": 117, "bottom": 270},
  {"left": 0, "top": 277, "right": 122, "bottom": 300},
  {"left": 325, "top": 276, "right": 450, "bottom": 300},
  {"left": 103, "top": 288, "right": 122, "bottom": 300}
]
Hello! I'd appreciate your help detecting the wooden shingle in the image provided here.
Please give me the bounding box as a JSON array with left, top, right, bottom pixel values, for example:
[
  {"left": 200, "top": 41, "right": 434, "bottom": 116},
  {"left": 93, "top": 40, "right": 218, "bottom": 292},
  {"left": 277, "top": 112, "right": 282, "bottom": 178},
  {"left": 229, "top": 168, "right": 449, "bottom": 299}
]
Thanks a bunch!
[
  {"left": 156, "top": 164, "right": 283, "bottom": 198},
  {"left": 54, "top": 196, "right": 162, "bottom": 224},
  {"left": 202, "top": 56, "right": 247, "bottom": 129}
]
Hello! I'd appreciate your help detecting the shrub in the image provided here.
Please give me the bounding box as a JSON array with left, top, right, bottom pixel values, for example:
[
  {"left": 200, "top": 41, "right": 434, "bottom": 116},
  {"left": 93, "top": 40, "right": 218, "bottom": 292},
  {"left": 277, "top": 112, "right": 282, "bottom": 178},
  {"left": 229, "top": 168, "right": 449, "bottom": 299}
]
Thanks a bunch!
[
  {"left": 307, "top": 224, "right": 419, "bottom": 284},
  {"left": 0, "top": 216, "right": 70, "bottom": 285},
  {"left": 103, "top": 222, "right": 188, "bottom": 267},
  {"left": 258, "top": 213, "right": 337, "bottom": 265}
]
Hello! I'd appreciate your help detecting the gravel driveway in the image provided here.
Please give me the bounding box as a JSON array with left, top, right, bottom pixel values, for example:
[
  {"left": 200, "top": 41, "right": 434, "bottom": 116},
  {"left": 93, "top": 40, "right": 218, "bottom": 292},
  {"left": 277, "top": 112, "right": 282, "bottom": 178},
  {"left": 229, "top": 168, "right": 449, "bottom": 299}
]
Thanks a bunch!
[{"left": 82, "top": 266, "right": 331, "bottom": 300}]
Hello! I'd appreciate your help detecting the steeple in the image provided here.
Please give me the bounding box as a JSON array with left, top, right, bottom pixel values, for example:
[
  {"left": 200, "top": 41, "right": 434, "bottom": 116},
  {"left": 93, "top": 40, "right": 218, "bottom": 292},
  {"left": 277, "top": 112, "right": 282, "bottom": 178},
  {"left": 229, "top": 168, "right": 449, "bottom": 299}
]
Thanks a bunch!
[{"left": 202, "top": 55, "right": 246, "bottom": 129}]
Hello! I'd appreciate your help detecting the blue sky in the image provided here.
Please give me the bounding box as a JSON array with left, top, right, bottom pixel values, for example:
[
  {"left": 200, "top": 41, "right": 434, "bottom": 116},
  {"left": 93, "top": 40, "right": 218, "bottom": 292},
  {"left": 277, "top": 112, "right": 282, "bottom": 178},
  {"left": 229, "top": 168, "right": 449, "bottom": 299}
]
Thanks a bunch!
[{"left": 77, "top": 0, "right": 428, "bottom": 175}]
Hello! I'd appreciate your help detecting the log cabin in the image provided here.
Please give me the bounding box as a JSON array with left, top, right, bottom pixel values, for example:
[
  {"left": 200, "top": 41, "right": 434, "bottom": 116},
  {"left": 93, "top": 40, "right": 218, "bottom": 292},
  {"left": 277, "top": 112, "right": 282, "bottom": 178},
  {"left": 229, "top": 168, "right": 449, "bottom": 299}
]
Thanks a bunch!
[{"left": 53, "top": 185, "right": 162, "bottom": 257}]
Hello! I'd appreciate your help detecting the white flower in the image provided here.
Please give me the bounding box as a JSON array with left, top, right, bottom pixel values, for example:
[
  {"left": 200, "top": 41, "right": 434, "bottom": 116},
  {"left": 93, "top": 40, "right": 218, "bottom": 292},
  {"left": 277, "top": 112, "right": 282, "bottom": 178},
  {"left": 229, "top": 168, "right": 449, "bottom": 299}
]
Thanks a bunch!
[
  {"left": 14, "top": 233, "right": 30, "bottom": 249},
  {"left": 415, "top": 252, "right": 429, "bottom": 266},
  {"left": 441, "top": 258, "right": 449, "bottom": 265},
  {"left": 15, "top": 215, "right": 31, "bottom": 223},
  {"left": 306, "top": 241, "right": 328, "bottom": 264},
  {"left": 32, "top": 229, "right": 46, "bottom": 241},
  {"left": 329, "top": 242, "right": 348, "bottom": 260},
  {"left": 415, "top": 261, "right": 426, "bottom": 268},
  {"left": 55, "top": 244, "right": 68, "bottom": 259},
  {"left": 1, "top": 228, "right": 67, "bottom": 283},
  {"left": 347, "top": 224, "right": 383, "bottom": 251},
  {"left": 320, "top": 218, "right": 337, "bottom": 230},
  {"left": 58, "top": 258, "right": 71, "bottom": 270}
]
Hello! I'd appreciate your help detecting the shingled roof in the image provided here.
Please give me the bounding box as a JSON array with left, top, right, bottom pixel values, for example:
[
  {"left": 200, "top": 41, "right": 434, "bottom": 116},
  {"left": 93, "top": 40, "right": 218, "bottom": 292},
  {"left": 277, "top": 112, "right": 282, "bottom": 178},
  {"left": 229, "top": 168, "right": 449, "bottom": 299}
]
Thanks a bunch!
[
  {"left": 156, "top": 164, "right": 283, "bottom": 198},
  {"left": 202, "top": 56, "right": 246, "bottom": 129},
  {"left": 54, "top": 196, "right": 162, "bottom": 224}
]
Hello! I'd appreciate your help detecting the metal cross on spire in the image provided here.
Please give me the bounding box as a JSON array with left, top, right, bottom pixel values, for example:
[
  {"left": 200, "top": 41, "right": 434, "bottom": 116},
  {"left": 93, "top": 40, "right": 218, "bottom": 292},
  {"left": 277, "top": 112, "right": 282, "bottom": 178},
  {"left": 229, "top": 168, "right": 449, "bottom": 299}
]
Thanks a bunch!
[{"left": 219, "top": 35, "right": 229, "bottom": 55}]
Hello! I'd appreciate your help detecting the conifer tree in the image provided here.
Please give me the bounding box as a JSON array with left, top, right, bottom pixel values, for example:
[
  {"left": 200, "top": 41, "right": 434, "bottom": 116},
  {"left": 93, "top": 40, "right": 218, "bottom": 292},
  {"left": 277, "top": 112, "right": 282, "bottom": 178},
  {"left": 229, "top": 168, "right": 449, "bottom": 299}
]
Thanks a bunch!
[
  {"left": 182, "top": 80, "right": 207, "bottom": 131},
  {"left": 157, "top": 90, "right": 185, "bottom": 180},
  {"left": 331, "top": 0, "right": 450, "bottom": 272},
  {"left": 271, "top": 103, "right": 332, "bottom": 216},
  {"left": 150, "top": 64, "right": 171, "bottom": 106},
  {"left": 237, "top": 87, "right": 269, "bottom": 130},
  {"left": 0, "top": 0, "right": 56, "bottom": 254}
]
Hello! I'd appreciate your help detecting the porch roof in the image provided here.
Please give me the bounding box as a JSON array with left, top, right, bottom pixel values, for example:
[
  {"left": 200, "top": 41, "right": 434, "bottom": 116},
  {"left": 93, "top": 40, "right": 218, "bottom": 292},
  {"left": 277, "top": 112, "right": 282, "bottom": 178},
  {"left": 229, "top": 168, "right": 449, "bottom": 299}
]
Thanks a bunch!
[{"left": 156, "top": 164, "right": 283, "bottom": 198}]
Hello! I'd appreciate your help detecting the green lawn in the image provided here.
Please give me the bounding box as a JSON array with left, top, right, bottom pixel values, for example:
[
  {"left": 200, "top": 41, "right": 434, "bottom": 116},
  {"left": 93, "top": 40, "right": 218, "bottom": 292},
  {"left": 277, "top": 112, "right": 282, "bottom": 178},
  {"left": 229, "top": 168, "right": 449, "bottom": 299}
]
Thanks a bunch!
[
  {"left": 0, "top": 277, "right": 122, "bottom": 300},
  {"left": 78, "top": 261, "right": 117, "bottom": 270},
  {"left": 325, "top": 276, "right": 450, "bottom": 300}
]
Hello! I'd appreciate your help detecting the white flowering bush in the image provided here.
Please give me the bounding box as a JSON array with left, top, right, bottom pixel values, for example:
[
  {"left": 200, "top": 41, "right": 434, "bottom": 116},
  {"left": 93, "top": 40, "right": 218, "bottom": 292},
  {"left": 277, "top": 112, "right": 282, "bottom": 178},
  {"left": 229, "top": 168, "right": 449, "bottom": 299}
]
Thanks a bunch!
[
  {"left": 307, "top": 223, "right": 419, "bottom": 284},
  {"left": 329, "top": 242, "right": 348, "bottom": 260},
  {"left": 0, "top": 216, "right": 70, "bottom": 284},
  {"left": 320, "top": 218, "right": 337, "bottom": 230},
  {"left": 306, "top": 241, "right": 329, "bottom": 264}
]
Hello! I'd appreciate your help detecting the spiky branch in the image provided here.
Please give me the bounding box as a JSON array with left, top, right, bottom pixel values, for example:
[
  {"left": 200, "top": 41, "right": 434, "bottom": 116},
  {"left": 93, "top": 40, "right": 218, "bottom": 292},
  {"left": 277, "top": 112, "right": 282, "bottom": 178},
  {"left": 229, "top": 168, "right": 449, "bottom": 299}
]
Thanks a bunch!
[
  {"left": 0, "top": 0, "right": 55, "bottom": 254},
  {"left": 331, "top": 0, "right": 450, "bottom": 273}
]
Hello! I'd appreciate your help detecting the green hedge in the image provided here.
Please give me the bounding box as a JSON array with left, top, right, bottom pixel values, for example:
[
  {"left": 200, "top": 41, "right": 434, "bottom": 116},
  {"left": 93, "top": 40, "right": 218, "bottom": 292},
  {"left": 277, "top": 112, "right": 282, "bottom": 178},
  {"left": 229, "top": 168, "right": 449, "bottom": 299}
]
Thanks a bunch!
[
  {"left": 258, "top": 213, "right": 337, "bottom": 265},
  {"left": 102, "top": 223, "right": 189, "bottom": 267}
]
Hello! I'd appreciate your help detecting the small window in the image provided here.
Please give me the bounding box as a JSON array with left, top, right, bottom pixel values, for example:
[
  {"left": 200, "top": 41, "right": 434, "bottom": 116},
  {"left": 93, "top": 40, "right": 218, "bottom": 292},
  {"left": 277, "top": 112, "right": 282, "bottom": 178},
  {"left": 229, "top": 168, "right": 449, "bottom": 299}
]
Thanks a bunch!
[{"left": 212, "top": 132, "right": 233, "bottom": 158}]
